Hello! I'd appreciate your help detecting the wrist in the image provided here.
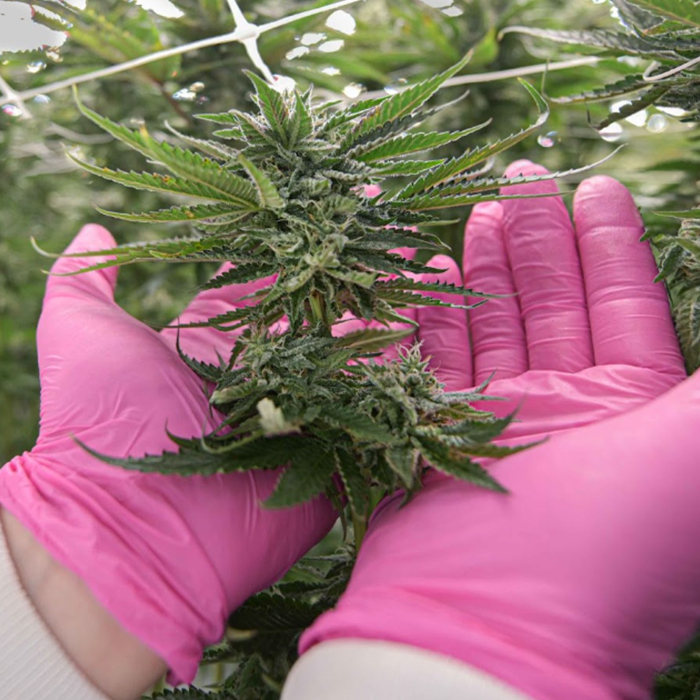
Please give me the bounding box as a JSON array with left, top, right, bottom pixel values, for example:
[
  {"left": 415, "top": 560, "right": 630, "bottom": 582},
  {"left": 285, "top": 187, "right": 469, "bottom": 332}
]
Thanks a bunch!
[{"left": 0, "top": 506, "right": 166, "bottom": 700}]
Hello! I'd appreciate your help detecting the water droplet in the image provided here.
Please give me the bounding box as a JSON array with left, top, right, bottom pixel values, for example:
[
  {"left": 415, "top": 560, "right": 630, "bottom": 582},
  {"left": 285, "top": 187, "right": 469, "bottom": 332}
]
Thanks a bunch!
[
  {"left": 2, "top": 105, "right": 22, "bottom": 118},
  {"left": 322, "top": 66, "right": 341, "bottom": 76},
  {"left": 46, "top": 49, "right": 63, "bottom": 63},
  {"left": 301, "top": 32, "right": 326, "bottom": 46},
  {"left": 33, "top": 94, "right": 50, "bottom": 104},
  {"left": 26, "top": 60, "right": 46, "bottom": 74},
  {"left": 326, "top": 10, "right": 356, "bottom": 35},
  {"left": 318, "top": 39, "right": 345, "bottom": 53},
  {"left": 599, "top": 122, "right": 624, "bottom": 142},
  {"left": 647, "top": 114, "right": 668, "bottom": 133},
  {"left": 189, "top": 81, "right": 205, "bottom": 93},
  {"left": 173, "top": 88, "right": 197, "bottom": 102},
  {"left": 537, "top": 131, "right": 559, "bottom": 148},
  {"left": 286, "top": 46, "right": 310, "bottom": 60},
  {"left": 343, "top": 83, "right": 364, "bottom": 99}
]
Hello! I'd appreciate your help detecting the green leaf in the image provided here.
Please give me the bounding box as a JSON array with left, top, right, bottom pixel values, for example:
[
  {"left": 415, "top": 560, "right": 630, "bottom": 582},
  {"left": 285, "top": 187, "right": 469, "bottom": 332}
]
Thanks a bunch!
[
  {"left": 373, "top": 159, "right": 446, "bottom": 177},
  {"left": 202, "top": 263, "right": 277, "bottom": 290},
  {"left": 376, "top": 278, "right": 492, "bottom": 298},
  {"left": 657, "top": 209, "right": 700, "bottom": 220},
  {"left": 440, "top": 414, "right": 515, "bottom": 442},
  {"left": 265, "top": 443, "right": 335, "bottom": 508},
  {"left": 70, "top": 157, "right": 242, "bottom": 204},
  {"left": 323, "top": 406, "right": 398, "bottom": 444},
  {"left": 343, "top": 53, "right": 473, "bottom": 148},
  {"left": 396, "top": 150, "right": 622, "bottom": 210},
  {"left": 75, "top": 91, "right": 260, "bottom": 208},
  {"left": 334, "top": 327, "right": 415, "bottom": 352},
  {"left": 385, "top": 445, "right": 419, "bottom": 488},
  {"left": 552, "top": 74, "right": 653, "bottom": 105},
  {"left": 238, "top": 153, "right": 285, "bottom": 210},
  {"left": 376, "top": 288, "right": 480, "bottom": 310},
  {"left": 246, "top": 71, "right": 291, "bottom": 145},
  {"left": 95, "top": 202, "right": 246, "bottom": 223},
  {"left": 502, "top": 26, "right": 677, "bottom": 57},
  {"left": 626, "top": 0, "right": 700, "bottom": 28},
  {"left": 393, "top": 81, "right": 549, "bottom": 199},
  {"left": 654, "top": 244, "right": 687, "bottom": 282},
  {"left": 356, "top": 122, "right": 492, "bottom": 163},
  {"left": 414, "top": 437, "right": 507, "bottom": 492},
  {"left": 335, "top": 448, "right": 371, "bottom": 521}
]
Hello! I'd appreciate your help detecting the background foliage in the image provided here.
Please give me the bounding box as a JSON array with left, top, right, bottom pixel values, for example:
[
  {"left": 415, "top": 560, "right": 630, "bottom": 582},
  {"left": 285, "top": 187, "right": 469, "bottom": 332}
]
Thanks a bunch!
[{"left": 1, "top": 0, "right": 700, "bottom": 697}]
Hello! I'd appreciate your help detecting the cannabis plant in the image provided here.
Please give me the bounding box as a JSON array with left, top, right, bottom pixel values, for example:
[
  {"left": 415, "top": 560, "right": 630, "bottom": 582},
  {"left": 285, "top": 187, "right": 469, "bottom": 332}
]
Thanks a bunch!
[
  {"left": 507, "top": 0, "right": 700, "bottom": 127},
  {"left": 44, "top": 55, "right": 610, "bottom": 696},
  {"left": 647, "top": 204, "right": 700, "bottom": 373}
]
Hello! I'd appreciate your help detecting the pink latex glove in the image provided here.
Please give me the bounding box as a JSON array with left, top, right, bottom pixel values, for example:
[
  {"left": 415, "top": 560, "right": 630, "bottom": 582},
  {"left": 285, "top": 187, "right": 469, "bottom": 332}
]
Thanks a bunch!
[
  {"left": 300, "top": 164, "right": 697, "bottom": 700},
  {"left": 0, "top": 224, "right": 337, "bottom": 685}
]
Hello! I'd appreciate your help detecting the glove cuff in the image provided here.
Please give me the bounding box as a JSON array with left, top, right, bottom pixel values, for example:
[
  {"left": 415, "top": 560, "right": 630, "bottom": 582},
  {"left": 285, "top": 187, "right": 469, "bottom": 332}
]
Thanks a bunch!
[{"left": 0, "top": 517, "right": 110, "bottom": 700}]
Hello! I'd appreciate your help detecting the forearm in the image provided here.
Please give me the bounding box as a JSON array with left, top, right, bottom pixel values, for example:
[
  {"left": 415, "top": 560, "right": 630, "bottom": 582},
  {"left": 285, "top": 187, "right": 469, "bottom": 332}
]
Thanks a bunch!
[{"left": 0, "top": 506, "right": 166, "bottom": 700}]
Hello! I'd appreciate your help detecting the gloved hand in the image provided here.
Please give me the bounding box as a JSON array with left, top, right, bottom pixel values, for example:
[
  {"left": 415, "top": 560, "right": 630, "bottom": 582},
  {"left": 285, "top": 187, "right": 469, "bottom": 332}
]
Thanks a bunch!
[
  {"left": 0, "top": 224, "right": 339, "bottom": 690},
  {"left": 0, "top": 221, "right": 445, "bottom": 694},
  {"left": 299, "top": 164, "right": 697, "bottom": 700}
]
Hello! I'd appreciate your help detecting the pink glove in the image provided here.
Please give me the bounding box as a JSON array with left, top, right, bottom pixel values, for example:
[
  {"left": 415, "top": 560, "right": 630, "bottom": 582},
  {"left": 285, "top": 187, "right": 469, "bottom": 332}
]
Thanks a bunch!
[
  {"left": 0, "top": 225, "right": 337, "bottom": 685},
  {"left": 300, "top": 164, "right": 695, "bottom": 700}
]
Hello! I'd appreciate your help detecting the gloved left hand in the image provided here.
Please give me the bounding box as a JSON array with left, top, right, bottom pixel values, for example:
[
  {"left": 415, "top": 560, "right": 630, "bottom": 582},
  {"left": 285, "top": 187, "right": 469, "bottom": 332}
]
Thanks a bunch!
[{"left": 0, "top": 224, "right": 338, "bottom": 688}]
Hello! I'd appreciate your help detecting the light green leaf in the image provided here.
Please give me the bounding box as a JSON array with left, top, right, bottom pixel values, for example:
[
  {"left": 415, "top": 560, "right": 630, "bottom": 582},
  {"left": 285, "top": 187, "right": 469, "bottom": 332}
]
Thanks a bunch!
[
  {"left": 70, "top": 157, "right": 241, "bottom": 203},
  {"left": 393, "top": 81, "right": 549, "bottom": 199},
  {"left": 343, "top": 53, "right": 473, "bottom": 148},
  {"left": 357, "top": 122, "right": 492, "bottom": 163},
  {"left": 95, "top": 203, "right": 246, "bottom": 223},
  {"left": 334, "top": 327, "right": 415, "bottom": 352},
  {"left": 246, "top": 71, "right": 291, "bottom": 145},
  {"left": 385, "top": 445, "right": 419, "bottom": 488},
  {"left": 238, "top": 153, "right": 285, "bottom": 210}
]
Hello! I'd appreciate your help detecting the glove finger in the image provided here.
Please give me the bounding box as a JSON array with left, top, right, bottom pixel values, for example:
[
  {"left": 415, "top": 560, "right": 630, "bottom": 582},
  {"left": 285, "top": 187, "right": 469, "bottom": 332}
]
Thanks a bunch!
[
  {"left": 463, "top": 201, "right": 527, "bottom": 384},
  {"left": 416, "top": 254, "right": 471, "bottom": 390},
  {"left": 45, "top": 224, "right": 119, "bottom": 305},
  {"left": 573, "top": 175, "right": 685, "bottom": 377},
  {"left": 501, "top": 161, "right": 593, "bottom": 372}
]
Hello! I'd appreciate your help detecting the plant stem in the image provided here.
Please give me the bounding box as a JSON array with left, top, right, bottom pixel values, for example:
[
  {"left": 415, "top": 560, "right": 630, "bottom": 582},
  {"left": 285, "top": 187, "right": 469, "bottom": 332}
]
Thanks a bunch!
[{"left": 352, "top": 510, "right": 367, "bottom": 551}]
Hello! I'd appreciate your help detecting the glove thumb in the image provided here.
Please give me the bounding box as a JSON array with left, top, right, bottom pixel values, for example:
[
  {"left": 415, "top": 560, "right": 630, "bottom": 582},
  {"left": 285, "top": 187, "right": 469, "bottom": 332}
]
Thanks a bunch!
[{"left": 45, "top": 224, "right": 119, "bottom": 304}]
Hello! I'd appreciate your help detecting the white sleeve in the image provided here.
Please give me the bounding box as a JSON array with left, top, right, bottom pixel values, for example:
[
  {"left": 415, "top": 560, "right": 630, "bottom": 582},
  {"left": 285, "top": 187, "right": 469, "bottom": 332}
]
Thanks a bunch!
[
  {"left": 0, "top": 520, "right": 111, "bottom": 700},
  {"left": 282, "top": 639, "right": 534, "bottom": 700}
]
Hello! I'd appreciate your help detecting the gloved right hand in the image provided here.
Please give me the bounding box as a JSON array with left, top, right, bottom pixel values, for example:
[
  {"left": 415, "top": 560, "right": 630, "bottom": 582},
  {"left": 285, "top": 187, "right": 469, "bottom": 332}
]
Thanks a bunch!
[{"left": 298, "top": 165, "right": 694, "bottom": 700}]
